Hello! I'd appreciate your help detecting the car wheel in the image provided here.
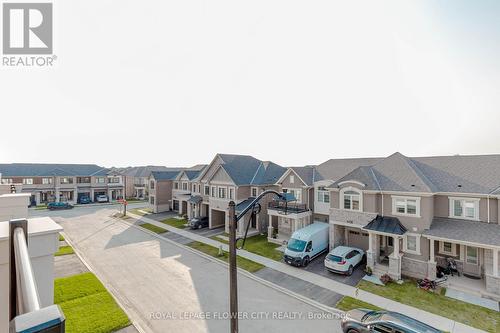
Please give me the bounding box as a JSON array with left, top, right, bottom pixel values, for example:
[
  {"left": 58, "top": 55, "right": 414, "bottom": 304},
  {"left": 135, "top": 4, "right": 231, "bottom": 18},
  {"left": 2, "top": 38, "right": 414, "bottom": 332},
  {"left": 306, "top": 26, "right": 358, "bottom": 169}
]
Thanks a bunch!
[
  {"left": 198, "top": 224, "right": 202, "bottom": 229},
  {"left": 347, "top": 329, "right": 360, "bottom": 333},
  {"left": 302, "top": 256, "right": 310, "bottom": 267},
  {"left": 347, "top": 265, "right": 354, "bottom": 276}
]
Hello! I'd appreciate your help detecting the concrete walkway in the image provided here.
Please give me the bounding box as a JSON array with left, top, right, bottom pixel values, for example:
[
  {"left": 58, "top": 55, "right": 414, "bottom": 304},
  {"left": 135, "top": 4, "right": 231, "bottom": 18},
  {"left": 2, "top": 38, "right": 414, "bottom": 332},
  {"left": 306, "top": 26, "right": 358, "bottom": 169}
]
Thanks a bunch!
[{"left": 128, "top": 212, "right": 487, "bottom": 333}]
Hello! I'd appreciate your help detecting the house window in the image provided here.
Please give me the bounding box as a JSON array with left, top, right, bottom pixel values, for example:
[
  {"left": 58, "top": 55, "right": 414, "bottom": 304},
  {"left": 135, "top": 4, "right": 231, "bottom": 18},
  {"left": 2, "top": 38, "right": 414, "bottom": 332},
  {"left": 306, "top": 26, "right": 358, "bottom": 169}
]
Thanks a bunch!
[
  {"left": 1, "top": 178, "right": 12, "bottom": 184},
  {"left": 283, "top": 188, "right": 301, "bottom": 203},
  {"left": 96, "top": 177, "right": 105, "bottom": 184},
  {"left": 466, "top": 246, "right": 478, "bottom": 264},
  {"left": 440, "top": 241, "right": 456, "bottom": 256},
  {"left": 211, "top": 186, "right": 216, "bottom": 197},
  {"left": 218, "top": 187, "right": 226, "bottom": 199},
  {"left": 449, "top": 197, "right": 479, "bottom": 220},
  {"left": 150, "top": 181, "right": 155, "bottom": 190},
  {"left": 404, "top": 234, "right": 421, "bottom": 254},
  {"left": 23, "top": 178, "right": 33, "bottom": 185},
  {"left": 174, "top": 182, "right": 179, "bottom": 190},
  {"left": 251, "top": 187, "right": 258, "bottom": 197},
  {"left": 108, "top": 177, "right": 120, "bottom": 183},
  {"left": 289, "top": 175, "right": 295, "bottom": 184},
  {"left": 204, "top": 185, "right": 210, "bottom": 195},
  {"left": 42, "top": 178, "right": 52, "bottom": 185},
  {"left": 342, "top": 188, "right": 361, "bottom": 211},
  {"left": 392, "top": 196, "right": 420, "bottom": 216},
  {"left": 182, "top": 182, "right": 188, "bottom": 191},
  {"left": 150, "top": 196, "right": 155, "bottom": 205},
  {"left": 229, "top": 187, "right": 234, "bottom": 200},
  {"left": 317, "top": 187, "right": 330, "bottom": 203}
]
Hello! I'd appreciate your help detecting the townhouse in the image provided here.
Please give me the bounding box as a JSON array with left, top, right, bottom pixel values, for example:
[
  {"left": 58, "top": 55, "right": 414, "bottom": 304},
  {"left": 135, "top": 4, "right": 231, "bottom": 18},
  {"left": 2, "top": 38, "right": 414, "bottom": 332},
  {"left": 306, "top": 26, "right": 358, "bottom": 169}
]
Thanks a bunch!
[
  {"left": 117, "top": 166, "right": 182, "bottom": 199},
  {"left": 148, "top": 170, "right": 182, "bottom": 213},
  {"left": 0, "top": 163, "right": 125, "bottom": 205},
  {"left": 322, "top": 153, "right": 500, "bottom": 296}
]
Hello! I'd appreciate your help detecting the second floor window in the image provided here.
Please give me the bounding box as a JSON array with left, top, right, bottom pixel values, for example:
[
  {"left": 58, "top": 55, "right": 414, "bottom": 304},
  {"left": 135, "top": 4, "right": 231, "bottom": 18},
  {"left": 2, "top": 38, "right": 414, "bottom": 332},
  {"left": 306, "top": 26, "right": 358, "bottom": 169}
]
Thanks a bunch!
[
  {"left": 96, "top": 177, "right": 105, "bottom": 184},
  {"left": 342, "top": 189, "right": 360, "bottom": 211},
  {"left": 229, "top": 187, "right": 234, "bottom": 200},
  {"left": 204, "top": 185, "right": 210, "bottom": 195},
  {"left": 150, "top": 181, "right": 155, "bottom": 189},
  {"left": 317, "top": 187, "right": 330, "bottom": 203},
  {"left": 23, "top": 178, "right": 33, "bottom": 185},
  {"left": 182, "top": 183, "right": 188, "bottom": 191},
  {"left": 108, "top": 177, "right": 120, "bottom": 183},
  {"left": 284, "top": 188, "right": 302, "bottom": 203},
  {"left": 251, "top": 187, "right": 258, "bottom": 197},
  {"left": 42, "top": 178, "right": 52, "bottom": 185},
  {"left": 211, "top": 186, "right": 216, "bottom": 197},
  {"left": 1, "top": 178, "right": 13, "bottom": 184},
  {"left": 174, "top": 182, "right": 179, "bottom": 189},
  {"left": 60, "top": 177, "right": 73, "bottom": 184},
  {"left": 218, "top": 187, "right": 226, "bottom": 199},
  {"left": 449, "top": 198, "right": 479, "bottom": 220},
  {"left": 393, "top": 196, "right": 419, "bottom": 216}
]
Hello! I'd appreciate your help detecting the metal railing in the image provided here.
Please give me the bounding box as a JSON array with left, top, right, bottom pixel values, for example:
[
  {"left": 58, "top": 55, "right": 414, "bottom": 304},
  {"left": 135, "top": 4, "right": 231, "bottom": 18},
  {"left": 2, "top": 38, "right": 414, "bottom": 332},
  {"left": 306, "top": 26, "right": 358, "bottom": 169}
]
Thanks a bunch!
[
  {"left": 268, "top": 200, "right": 309, "bottom": 213},
  {"left": 9, "top": 219, "right": 65, "bottom": 333}
]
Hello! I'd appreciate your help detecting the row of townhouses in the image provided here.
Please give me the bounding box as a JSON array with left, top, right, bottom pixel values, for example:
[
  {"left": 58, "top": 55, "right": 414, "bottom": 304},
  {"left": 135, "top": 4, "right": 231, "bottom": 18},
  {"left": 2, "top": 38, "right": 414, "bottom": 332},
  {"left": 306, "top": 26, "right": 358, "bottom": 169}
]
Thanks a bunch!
[
  {"left": 0, "top": 163, "right": 125, "bottom": 205},
  {"left": 148, "top": 152, "right": 500, "bottom": 297}
]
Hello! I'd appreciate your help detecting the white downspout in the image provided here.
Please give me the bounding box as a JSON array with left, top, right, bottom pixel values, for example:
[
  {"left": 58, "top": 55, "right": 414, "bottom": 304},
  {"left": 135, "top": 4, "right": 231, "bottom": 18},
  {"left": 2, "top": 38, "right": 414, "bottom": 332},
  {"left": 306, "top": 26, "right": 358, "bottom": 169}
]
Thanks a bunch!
[{"left": 487, "top": 194, "right": 490, "bottom": 223}]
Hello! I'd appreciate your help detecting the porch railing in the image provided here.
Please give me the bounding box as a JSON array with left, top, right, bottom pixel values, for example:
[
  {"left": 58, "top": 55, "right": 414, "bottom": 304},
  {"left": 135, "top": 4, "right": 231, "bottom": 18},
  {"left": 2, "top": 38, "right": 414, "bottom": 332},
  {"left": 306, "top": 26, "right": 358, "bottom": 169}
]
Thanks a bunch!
[
  {"left": 268, "top": 201, "right": 309, "bottom": 214},
  {"left": 9, "top": 219, "right": 65, "bottom": 333}
]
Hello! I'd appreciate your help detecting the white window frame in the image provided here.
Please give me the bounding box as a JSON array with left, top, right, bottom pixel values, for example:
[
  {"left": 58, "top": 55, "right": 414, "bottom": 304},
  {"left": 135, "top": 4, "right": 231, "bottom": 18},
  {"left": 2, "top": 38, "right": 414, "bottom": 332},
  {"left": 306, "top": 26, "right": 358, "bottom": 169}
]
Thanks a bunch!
[
  {"left": 449, "top": 197, "right": 480, "bottom": 221},
  {"left": 228, "top": 187, "right": 234, "bottom": 200},
  {"left": 211, "top": 186, "right": 217, "bottom": 197},
  {"left": 465, "top": 246, "right": 478, "bottom": 265},
  {"left": 317, "top": 188, "right": 330, "bottom": 203},
  {"left": 182, "top": 182, "right": 188, "bottom": 191},
  {"left": 42, "top": 177, "right": 52, "bottom": 185},
  {"left": 204, "top": 185, "right": 210, "bottom": 196},
  {"left": 439, "top": 241, "right": 457, "bottom": 256},
  {"left": 174, "top": 182, "right": 179, "bottom": 190},
  {"left": 23, "top": 178, "right": 33, "bottom": 185},
  {"left": 283, "top": 188, "right": 302, "bottom": 203},
  {"left": 340, "top": 186, "right": 362, "bottom": 211},
  {"left": 403, "top": 233, "right": 421, "bottom": 255},
  {"left": 218, "top": 186, "right": 227, "bottom": 199},
  {"left": 289, "top": 175, "right": 295, "bottom": 184},
  {"left": 1, "top": 178, "right": 13, "bottom": 184},
  {"left": 96, "top": 177, "right": 105, "bottom": 184},
  {"left": 251, "top": 187, "right": 258, "bottom": 197},
  {"left": 392, "top": 196, "right": 421, "bottom": 217}
]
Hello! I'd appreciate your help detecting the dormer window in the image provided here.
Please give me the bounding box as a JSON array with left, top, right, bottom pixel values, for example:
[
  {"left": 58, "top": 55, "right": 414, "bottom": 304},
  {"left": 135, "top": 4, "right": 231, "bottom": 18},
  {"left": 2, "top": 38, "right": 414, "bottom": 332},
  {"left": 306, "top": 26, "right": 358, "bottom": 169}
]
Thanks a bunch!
[{"left": 341, "top": 187, "right": 362, "bottom": 211}]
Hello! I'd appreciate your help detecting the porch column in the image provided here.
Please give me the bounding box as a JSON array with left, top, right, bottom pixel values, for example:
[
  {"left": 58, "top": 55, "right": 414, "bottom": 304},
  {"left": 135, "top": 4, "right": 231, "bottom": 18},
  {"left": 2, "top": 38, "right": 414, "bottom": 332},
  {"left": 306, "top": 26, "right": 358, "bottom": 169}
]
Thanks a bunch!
[
  {"left": 429, "top": 239, "right": 435, "bottom": 263},
  {"left": 494, "top": 249, "right": 499, "bottom": 277},
  {"left": 368, "top": 233, "right": 373, "bottom": 252},
  {"left": 392, "top": 236, "right": 399, "bottom": 258},
  {"left": 367, "top": 233, "right": 375, "bottom": 269}
]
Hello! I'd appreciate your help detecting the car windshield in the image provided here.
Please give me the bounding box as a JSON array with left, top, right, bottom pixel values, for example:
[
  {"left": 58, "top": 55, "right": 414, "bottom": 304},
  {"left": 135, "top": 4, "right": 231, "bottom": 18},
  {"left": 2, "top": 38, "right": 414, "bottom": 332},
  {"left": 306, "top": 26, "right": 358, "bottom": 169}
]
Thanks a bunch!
[
  {"left": 287, "top": 238, "right": 306, "bottom": 252},
  {"left": 327, "top": 254, "right": 343, "bottom": 262},
  {"left": 361, "top": 311, "right": 383, "bottom": 322}
]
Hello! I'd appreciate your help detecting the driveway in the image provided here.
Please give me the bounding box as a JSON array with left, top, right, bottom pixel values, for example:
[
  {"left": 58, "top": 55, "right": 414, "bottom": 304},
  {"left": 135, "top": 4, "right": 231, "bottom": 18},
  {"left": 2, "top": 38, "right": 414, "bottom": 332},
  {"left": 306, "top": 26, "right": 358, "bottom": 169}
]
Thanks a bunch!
[
  {"left": 51, "top": 208, "right": 344, "bottom": 333},
  {"left": 143, "top": 211, "right": 225, "bottom": 238},
  {"left": 301, "top": 252, "right": 365, "bottom": 287}
]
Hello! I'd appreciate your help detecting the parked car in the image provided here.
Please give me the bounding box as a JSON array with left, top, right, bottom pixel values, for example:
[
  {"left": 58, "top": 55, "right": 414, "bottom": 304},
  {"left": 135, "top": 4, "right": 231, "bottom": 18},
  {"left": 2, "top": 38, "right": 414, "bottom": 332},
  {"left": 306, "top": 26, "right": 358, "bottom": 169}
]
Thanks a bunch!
[
  {"left": 341, "top": 309, "right": 442, "bottom": 333},
  {"left": 47, "top": 202, "right": 73, "bottom": 210},
  {"left": 325, "top": 246, "right": 365, "bottom": 276},
  {"left": 96, "top": 195, "right": 108, "bottom": 203},
  {"left": 189, "top": 216, "right": 209, "bottom": 229},
  {"left": 283, "top": 222, "right": 329, "bottom": 267},
  {"left": 79, "top": 196, "right": 91, "bottom": 204}
]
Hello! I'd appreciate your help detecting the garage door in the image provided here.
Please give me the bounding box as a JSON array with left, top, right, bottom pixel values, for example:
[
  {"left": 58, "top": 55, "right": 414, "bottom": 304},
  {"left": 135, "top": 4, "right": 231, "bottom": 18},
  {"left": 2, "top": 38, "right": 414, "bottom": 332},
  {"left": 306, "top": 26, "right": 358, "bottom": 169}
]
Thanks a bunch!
[
  {"left": 211, "top": 209, "right": 225, "bottom": 228},
  {"left": 348, "top": 230, "right": 369, "bottom": 250}
]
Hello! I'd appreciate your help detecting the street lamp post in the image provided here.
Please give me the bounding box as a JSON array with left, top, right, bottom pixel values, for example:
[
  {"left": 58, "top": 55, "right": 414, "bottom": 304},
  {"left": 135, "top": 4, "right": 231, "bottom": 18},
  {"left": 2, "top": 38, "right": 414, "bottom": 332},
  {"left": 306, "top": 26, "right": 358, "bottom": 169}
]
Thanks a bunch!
[{"left": 227, "top": 189, "right": 287, "bottom": 333}]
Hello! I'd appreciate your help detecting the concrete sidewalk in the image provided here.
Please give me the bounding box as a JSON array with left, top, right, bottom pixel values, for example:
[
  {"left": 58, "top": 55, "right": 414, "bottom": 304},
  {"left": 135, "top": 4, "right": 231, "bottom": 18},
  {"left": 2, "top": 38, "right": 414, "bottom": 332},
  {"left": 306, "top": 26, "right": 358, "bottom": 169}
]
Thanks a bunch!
[{"left": 127, "top": 212, "right": 487, "bottom": 333}]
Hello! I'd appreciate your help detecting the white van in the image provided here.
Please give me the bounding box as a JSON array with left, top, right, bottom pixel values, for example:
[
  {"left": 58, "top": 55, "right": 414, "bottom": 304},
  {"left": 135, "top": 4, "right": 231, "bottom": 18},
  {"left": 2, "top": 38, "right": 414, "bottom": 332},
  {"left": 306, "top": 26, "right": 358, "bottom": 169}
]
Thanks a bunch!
[{"left": 283, "top": 222, "right": 329, "bottom": 267}]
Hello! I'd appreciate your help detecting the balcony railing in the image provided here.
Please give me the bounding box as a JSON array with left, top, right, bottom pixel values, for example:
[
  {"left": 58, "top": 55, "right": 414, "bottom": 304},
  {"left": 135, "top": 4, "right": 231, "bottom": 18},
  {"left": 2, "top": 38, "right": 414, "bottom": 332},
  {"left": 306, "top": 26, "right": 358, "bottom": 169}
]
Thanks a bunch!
[
  {"left": 268, "top": 201, "right": 309, "bottom": 214},
  {"left": 9, "top": 219, "right": 65, "bottom": 332}
]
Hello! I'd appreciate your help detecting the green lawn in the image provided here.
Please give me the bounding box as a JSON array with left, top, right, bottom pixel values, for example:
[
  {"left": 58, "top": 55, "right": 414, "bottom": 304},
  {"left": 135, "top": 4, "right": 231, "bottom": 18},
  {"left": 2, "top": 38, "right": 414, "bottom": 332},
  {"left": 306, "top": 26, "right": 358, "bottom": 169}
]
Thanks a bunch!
[
  {"left": 55, "top": 245, "right": 75, "bottom": 256},
  {"left": 335, "top": 296, "right": 381, "bottom": 312},
  {"left": 160, "top": 217, "right": 188, "bottom": 229},
  {"left": 35, "top": 205, "right": 48, "bottom": 210},
  {"left": 212, "top": 234, "right": 283, "bottom": 261},
  {"left": 358, "top": 280, "right": 500, "bottom": 332},
  {"left": 129, "top": 207, "right": 153, "bottom": 216},
  {"left": 55, "top": 272, "right": 130, "bottom": 333},
  {"left": 59, "top": 234, "right": 65, "bottom": 241},
  {"left": 138, "top": 223, "right": 167, "bottom": 234},
  {"left": 124, "top": 198, "right": 146, "bottom": 203},
  {"left": 187, "top": 241, "right": 264, "bottom": 273}
]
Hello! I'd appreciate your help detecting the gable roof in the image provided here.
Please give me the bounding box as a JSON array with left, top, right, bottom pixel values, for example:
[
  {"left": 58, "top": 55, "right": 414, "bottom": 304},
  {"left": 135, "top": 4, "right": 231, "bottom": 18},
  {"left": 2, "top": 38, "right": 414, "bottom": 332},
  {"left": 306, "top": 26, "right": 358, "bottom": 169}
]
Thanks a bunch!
[
  {"left": 0, "top": 163, "right": 110, "bottom": 177},
  {"left": 316, "top": 157, "right": 383, "bottom": 181},
  {"left": 330, "top": 152, "right": 500, "bottom": 195},
  {"left": 151, "top": 171, "right": 181, "bottom": 181},
  {"left": 119, "top": 166, "right": 183, "bottom": 178},
  {"left": 207, "top": 154, "right": 285, "bottom": 186}
]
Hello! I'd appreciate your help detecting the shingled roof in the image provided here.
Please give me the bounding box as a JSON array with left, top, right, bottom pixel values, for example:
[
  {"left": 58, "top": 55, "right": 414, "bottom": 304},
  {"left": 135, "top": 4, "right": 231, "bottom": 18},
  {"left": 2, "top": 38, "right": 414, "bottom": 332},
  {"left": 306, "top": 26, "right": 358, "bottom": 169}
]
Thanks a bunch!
[
  {"left": 0, "top": 163, "right": 110, "bottom": 177},
  {"left": 216, "top": 154, "right": 286, "bottom": 186}
]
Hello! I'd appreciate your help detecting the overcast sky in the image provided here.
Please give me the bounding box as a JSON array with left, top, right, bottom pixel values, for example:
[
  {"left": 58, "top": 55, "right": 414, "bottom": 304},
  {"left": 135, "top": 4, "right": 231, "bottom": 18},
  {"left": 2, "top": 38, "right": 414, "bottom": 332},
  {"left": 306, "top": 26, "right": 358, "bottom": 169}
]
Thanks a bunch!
[{"left": 1, "top": 0, "right": 499, "bottom": 168}]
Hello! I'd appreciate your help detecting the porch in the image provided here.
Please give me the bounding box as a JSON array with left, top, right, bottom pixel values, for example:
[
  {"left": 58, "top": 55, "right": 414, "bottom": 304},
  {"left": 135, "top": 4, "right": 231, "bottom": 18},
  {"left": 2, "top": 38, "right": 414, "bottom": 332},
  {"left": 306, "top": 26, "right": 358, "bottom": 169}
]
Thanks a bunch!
[{"left": 266, "top": 207, "right": 312, "bottom": 244}]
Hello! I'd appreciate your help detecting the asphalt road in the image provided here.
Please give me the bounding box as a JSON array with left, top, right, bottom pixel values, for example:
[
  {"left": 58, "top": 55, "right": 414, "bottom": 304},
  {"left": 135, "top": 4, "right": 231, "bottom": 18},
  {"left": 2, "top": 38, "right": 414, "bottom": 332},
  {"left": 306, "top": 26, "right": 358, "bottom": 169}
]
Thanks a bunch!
[{"left": 35, "top": 206, "right": 345, "bottom": 333}]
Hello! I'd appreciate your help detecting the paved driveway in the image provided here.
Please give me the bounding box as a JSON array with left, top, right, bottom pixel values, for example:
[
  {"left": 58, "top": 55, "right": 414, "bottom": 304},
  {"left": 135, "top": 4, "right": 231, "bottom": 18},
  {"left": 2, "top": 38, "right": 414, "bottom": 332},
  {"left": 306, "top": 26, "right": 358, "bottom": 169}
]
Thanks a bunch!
[
  {"left": 301, "top": 252, "right": 365, "bottom": 287},
  {"left": 52, "top": 208, "right": 343, "bottom": 333}
]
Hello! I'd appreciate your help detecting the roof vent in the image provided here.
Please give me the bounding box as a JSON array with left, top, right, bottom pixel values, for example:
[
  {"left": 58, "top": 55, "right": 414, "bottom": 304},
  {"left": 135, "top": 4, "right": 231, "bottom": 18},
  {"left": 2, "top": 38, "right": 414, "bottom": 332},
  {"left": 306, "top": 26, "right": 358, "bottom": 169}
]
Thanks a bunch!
[
  {"left": 457, "top": 184, "right": 462, "bottom": 188},
  {"left": 411, "top": 184, "right": 415, "bottom": 187}
]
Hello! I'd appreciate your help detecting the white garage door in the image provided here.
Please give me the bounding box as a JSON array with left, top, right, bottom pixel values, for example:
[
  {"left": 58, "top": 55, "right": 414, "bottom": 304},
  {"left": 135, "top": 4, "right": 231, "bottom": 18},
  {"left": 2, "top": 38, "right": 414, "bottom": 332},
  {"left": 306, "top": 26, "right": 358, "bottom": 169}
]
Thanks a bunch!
[{"left": 348, "top": 230, "right": 369, "bottom": 250}]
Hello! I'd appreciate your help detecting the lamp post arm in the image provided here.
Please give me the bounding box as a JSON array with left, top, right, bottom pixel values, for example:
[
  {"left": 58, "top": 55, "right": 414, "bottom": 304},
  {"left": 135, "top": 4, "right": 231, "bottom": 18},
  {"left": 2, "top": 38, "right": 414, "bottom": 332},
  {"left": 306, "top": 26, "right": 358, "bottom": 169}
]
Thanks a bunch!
[{"left": 234, "top": 190, "right": 284, "bottom": 222}]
